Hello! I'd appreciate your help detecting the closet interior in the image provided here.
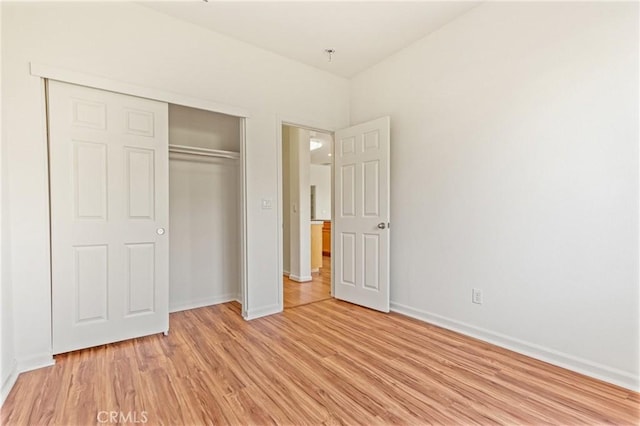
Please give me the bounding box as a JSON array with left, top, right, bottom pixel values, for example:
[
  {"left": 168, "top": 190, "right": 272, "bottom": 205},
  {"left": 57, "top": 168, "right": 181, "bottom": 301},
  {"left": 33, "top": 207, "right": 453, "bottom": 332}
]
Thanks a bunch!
[{"left": 168, "top": 104, "right": 241, "bottom": 312}]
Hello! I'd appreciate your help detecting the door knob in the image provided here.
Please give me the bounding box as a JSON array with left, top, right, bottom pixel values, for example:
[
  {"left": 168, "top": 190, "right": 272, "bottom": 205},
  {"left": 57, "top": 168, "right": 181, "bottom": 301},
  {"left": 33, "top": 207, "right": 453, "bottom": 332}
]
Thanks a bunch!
[
  {"left": 156, "top": 228, "right": 165, "bottom": 235},
  {"left": 377, "top": 222, "right": 386, "bottom": 229}
]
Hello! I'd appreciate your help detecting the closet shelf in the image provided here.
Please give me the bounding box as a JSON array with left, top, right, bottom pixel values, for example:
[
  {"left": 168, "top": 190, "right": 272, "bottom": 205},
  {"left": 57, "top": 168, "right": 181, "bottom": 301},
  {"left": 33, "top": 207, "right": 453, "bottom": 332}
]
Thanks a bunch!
[{"left": 169, "top": 144, "right": 239, "bottom": 160}]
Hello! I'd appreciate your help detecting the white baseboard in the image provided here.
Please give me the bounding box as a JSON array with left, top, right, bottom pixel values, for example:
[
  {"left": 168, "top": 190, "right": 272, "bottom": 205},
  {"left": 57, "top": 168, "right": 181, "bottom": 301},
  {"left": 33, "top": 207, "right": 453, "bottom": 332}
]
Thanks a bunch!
[
  {"left": 283, "top": 269, "right": 290, "bottom": 276},
  {"left": 17, "top": 352, "right": 55, "bottom": 374},
  {"left": 390, "top": 301, "right": 639, "bottom": 392},
  {"left": 243, "top": 303, "right": 282, "bottom": 320},
  {"left": 169, "top": 293, "right": 238, "bottom": 313},
  {"left": 289, "top": 274, "right": 312, "bottom": 282},
  {"left": 1, "top": 360, "right": 18, "bottom": 407}
]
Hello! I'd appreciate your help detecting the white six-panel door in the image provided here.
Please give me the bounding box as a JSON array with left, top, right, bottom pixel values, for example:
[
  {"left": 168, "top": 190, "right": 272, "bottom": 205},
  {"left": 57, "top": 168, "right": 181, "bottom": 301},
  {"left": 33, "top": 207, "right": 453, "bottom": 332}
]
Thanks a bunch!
[
  {"left": 334, "top": 117, "right": 390, "bottom": 312},
  {"left": 49, "top": 81, "right": 169, "bottom": 354}
]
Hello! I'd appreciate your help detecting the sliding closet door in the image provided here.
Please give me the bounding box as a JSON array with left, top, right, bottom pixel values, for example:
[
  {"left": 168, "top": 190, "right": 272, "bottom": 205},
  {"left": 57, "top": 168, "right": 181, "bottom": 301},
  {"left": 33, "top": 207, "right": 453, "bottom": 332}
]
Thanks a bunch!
[{"left": 49, "top": 80, "right": 169, "bottom": 354}]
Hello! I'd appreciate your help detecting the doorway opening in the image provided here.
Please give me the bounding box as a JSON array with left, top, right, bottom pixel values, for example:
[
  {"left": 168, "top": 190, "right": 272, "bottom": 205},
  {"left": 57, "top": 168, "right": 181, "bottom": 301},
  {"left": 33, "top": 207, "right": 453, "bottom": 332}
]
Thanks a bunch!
[
  {"left": 168, "top": 104, "right": 243, "bottom": 314},
  {"left": 281, "top": 124, "right": 334, "bottom": 309}
]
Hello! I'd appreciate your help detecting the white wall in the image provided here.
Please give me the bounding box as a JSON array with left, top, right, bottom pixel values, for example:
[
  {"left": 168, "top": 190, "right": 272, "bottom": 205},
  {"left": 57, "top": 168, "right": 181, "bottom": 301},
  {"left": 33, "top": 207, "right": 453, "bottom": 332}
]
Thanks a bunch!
[
  {"left": 310, "top": 164, "right": 332, "bottom": 220},
  {"left": 286, "top": 126, "right": 312, "bottom": 282},
  {"left": 350, "top": 2, "right": 639, "bottom": 389},
  {"left": 1, "top": 0, "right": 19, "bottom": 405},
  {"left": 2, "top": 2, "right": 349, "bottom": 372}
]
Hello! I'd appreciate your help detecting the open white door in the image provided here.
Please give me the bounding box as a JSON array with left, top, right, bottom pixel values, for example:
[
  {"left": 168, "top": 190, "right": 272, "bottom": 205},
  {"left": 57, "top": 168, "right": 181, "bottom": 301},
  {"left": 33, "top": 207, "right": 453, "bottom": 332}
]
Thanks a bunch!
[
  {"left": 49, "top": 81, "right": 169, "bottom": 354},
  {"left": 334, "top": 117, "right": 390, "bottom": 312}
]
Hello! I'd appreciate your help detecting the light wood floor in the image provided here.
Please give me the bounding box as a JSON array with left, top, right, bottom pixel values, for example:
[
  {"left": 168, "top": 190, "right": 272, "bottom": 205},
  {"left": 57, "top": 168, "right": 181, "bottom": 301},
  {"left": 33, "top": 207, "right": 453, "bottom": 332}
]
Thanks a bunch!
[
  {"left": 2, "top": 299, "right": 639, "bottom": 425},
  {"left": 283, "top": 255, "right": 331, "bottom": 308}
]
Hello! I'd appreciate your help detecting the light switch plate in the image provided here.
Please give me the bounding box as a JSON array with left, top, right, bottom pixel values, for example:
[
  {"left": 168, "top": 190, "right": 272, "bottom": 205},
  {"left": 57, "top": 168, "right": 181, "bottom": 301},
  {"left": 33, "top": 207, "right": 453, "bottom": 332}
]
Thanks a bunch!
[
  {"left": 261, "top": 199, "right": 272, "bottom": 209},
  {"left": 472, "top": 288, "right": 483, "bottom": 304}
]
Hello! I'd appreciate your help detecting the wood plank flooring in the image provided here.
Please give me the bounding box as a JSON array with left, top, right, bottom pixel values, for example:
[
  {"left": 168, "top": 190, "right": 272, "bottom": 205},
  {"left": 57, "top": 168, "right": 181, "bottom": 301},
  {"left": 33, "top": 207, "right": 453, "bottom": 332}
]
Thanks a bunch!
[
  {"left": 2, "top": 299, "right": 638, "bottom": 425},
  {"left": 283, "top": 255, "right": 331, "bottom": 308}
]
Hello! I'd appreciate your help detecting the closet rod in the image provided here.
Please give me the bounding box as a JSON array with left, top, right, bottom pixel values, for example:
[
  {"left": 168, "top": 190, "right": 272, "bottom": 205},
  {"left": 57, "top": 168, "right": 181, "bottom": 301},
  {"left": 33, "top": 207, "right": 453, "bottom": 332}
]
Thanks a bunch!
[{"left": 168, "top": 144, "right": 239, "bottom": 160}]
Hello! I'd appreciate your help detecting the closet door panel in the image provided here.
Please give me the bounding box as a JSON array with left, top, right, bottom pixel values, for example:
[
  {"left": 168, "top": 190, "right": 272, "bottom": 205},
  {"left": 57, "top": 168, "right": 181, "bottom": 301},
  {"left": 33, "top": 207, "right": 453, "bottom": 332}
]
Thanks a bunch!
[
  {"left": 73, "top": 244, "right": 109, "bottom": 323},
  {"left": 50, "top": 80, "right": 169, "bottom": 354},
  {"left": 125, "top": 243, "right": 156, "bottom": 315},
  {"left": 73, "top": 141, "right": 108, "bottom": 220},
  {"left": 125, "top": 147, "right": 155, "bottom": 220}
]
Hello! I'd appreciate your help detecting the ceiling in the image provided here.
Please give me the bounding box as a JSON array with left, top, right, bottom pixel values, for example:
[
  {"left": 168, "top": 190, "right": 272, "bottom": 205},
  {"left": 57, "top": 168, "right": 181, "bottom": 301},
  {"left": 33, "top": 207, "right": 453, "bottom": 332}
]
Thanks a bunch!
[{"left": 142, "top": 1, "right": 480, "bottom": 78}]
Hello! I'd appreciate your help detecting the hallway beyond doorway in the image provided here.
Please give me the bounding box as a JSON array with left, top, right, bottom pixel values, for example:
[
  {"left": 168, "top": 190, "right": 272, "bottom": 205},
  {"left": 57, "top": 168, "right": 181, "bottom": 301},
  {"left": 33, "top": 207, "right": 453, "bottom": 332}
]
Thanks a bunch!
[{"left": 284, "top": 256, "right": 331, "bottom": 308}]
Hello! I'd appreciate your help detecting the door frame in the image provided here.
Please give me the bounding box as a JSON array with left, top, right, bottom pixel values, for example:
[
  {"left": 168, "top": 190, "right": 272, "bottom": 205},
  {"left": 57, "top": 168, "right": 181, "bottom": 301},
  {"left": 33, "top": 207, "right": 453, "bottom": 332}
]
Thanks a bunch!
[
  {"left": 276, "top": 116, "right": 337, "bottom": 309},
  {"left": 30, "top": 62, "right": 251, "bottom": 319}
]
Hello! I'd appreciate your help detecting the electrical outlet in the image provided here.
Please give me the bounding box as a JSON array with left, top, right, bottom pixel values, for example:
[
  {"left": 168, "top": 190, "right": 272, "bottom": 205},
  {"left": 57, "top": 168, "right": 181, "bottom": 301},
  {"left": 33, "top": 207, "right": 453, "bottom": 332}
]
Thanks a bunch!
[{"left": 472, "top": 288, "right": 483, "bottom": 304}]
